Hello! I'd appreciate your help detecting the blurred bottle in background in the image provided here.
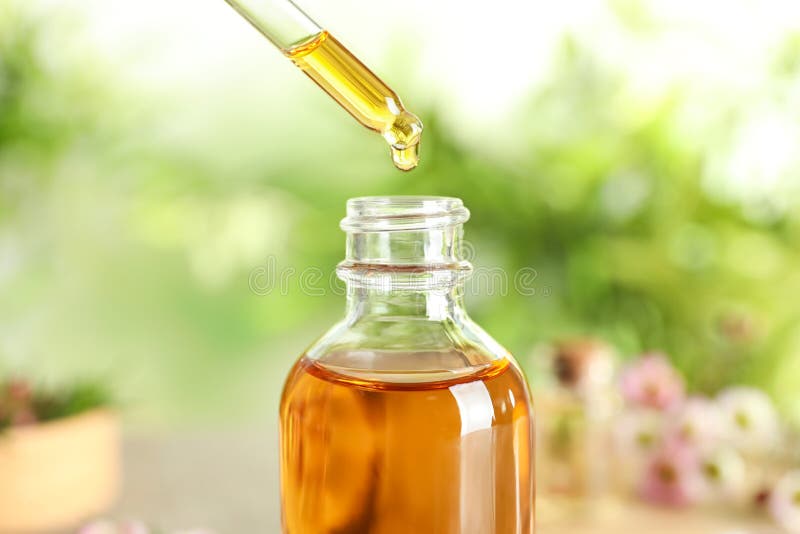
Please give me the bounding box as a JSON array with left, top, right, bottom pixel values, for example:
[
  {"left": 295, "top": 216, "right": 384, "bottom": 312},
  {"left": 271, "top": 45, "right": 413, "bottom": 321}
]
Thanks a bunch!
[{"left": 535, "top": 339, "right": 618, "bottom": 500}]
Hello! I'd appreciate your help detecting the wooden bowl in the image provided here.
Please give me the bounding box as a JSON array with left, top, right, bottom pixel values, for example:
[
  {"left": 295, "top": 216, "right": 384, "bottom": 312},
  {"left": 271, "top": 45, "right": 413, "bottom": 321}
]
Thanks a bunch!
[{"left": 0, "top": 409, "right": 121, "bottom": 533}]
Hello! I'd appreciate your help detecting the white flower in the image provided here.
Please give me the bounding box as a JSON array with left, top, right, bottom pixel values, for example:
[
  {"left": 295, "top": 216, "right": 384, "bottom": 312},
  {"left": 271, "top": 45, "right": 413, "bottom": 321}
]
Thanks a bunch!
[
  {"left": 613, "top": 408, "right": 667, "bottom": 491},
  {"left": 696, "top": 447, "right": 748, "bottom": 503},
  {"left": 770, "top": 470, "right": 800, "bottom": 533},
  {"left": 614, "top": 408, "right": 665, "bottom": 460},
  {"left": 670, "top": 396, "right": 726, "bottom": 452},
  {"left": 717, "top": 387, "right": 781, "bottom": 454}
]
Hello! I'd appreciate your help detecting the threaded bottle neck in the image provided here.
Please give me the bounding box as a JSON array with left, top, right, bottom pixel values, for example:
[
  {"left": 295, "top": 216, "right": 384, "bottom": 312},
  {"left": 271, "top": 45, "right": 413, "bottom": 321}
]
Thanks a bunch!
[{"left": 336, "top": 197, "right": 473, "bottom": 291}]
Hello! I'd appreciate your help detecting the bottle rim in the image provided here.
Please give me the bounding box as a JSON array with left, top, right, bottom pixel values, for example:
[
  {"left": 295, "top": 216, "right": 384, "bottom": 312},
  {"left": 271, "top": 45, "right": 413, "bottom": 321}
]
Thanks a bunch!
[{"left": 341, "top": 196, "right": 470, "bottom": 232}]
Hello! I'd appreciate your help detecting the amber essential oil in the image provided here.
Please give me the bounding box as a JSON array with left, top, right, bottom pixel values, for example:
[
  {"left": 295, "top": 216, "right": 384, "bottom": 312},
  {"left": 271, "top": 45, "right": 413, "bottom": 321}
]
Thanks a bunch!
[{"left": 280, "top": 352, "right": 535, "bottom": 533}]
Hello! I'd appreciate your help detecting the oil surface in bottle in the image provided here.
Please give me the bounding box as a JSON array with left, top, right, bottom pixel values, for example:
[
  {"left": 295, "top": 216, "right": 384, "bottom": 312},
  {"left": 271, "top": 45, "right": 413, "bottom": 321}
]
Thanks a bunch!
[
  {"left": 280, "top": 354, "right": 535, "bottom": 533},
  {"left": 284, "top": 31, "right": 423, "bottom": 171}
]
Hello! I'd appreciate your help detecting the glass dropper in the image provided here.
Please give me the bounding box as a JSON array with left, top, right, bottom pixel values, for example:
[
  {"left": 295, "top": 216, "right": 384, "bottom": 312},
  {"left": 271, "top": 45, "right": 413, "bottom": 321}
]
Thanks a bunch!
[{"left": 224, "top": 0, "right": 423, "bottom": 171}]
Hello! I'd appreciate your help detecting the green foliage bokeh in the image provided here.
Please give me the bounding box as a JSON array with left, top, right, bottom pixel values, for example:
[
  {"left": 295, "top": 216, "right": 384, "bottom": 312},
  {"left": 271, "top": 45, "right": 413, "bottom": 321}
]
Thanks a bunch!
[{"left": 1, "top": 1, "right": 799, "bottom": 424}]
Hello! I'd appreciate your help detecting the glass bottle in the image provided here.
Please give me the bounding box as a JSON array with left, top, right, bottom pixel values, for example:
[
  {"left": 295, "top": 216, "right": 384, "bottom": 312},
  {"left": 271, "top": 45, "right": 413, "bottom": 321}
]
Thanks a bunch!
[{"left": 280, "top": 196, "right": 535, "bottom": 533}]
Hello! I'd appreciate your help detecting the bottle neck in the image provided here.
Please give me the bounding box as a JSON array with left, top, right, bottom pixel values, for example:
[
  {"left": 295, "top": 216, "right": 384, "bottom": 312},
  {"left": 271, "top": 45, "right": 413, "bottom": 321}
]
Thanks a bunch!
[
  {"left": 337, "top": 224, "right": 472, "bottom": 321},
  {"left": 344, "top": 223, "right": 463, "bottom": 264},
  {"left": 345, "top": 286, "right": 467, "bottom": 322}
]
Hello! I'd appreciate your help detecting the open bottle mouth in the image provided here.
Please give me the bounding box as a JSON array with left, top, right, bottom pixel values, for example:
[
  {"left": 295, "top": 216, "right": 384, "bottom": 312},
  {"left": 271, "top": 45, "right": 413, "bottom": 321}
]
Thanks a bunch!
[{"left": 341, "top": 196, "right": 470, "bottom": 233}]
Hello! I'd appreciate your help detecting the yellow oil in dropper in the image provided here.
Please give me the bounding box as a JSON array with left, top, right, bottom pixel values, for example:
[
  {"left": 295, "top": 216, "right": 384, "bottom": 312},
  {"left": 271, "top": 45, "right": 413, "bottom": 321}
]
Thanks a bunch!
[
  {"left": 223, "top": 0, "right": 422, "bottom": 171},
  {"left": 285, "top": 31, "right": 422, "bottom": 171}
]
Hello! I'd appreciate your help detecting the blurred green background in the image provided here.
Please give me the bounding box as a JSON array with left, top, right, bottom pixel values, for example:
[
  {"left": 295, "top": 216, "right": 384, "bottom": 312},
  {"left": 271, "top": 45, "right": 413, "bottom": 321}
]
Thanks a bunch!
[{"left": 2, "top": 0, "right": 800, "bottom": 428}]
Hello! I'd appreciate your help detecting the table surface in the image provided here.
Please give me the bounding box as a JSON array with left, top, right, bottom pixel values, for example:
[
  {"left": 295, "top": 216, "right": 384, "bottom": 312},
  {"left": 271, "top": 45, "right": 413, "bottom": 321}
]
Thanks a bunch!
[{"left": 114, "top": 430, "right": 782, "bottom": 534}]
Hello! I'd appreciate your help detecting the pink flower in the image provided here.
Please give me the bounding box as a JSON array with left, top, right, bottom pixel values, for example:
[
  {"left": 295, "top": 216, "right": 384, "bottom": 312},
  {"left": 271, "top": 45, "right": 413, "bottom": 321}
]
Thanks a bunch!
[
  {"left": 621, "top": 353, "right": 685, "bottom": 411},
  {"left": 78, "top": 521, "right": 151, "bottom": 534},
  {"left": 1, "top": 380, "right": 38, "bottom": 426},
  {"left": 639, "top": 440, "right": 701, "bottom": 507},
  {"left": 79, "top": 521, "right": 214, "bottom": 534},
  {"left": 770, "top": 470, "right": 800, "bottom": 533}
]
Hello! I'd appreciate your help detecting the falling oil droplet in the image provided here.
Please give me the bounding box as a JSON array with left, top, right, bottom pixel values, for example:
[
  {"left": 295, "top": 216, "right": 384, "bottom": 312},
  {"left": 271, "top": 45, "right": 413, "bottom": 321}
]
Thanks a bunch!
[
  {"left": 390, "top": 143, "right": 420, "bottom": 171},
  {"left": 384, "top": 110, "right": 423, "bottom": 171}
]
